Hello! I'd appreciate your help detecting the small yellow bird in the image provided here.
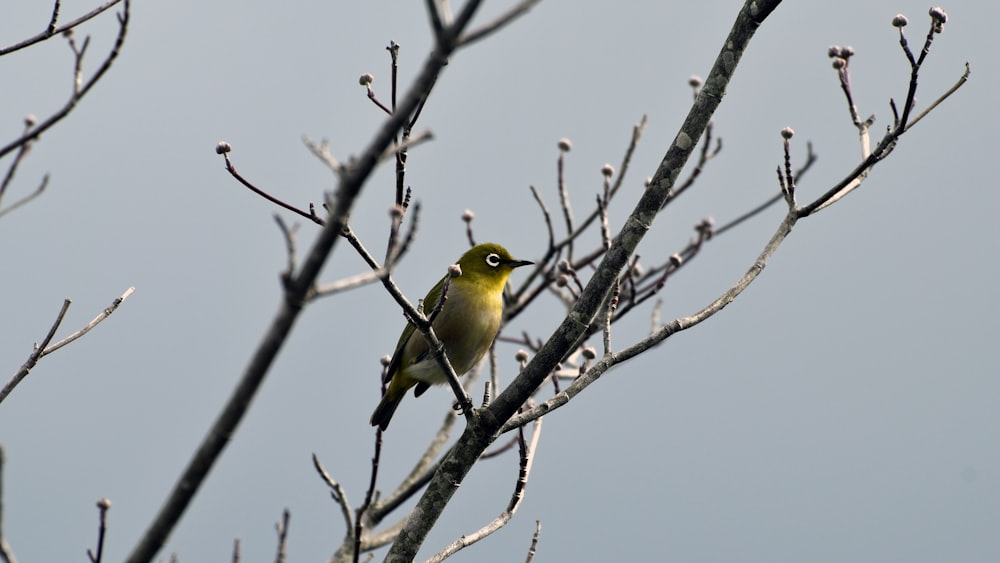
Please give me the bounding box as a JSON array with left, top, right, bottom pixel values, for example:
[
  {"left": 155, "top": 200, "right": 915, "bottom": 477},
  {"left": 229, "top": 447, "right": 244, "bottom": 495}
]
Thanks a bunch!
[{"left": 370, "top": 243, "right": 532, "bottom": 430}]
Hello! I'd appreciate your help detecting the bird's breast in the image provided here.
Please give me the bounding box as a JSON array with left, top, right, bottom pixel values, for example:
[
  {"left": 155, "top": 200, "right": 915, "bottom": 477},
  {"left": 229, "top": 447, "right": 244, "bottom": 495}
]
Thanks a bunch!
[{"left": 404, "top": 287, "right": 502, "bottom": 384}]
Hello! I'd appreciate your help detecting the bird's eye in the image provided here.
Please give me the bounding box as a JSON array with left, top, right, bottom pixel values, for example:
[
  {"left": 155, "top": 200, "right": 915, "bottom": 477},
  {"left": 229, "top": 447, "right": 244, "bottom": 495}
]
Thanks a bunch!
[{"left": 485, "top": 253, "right": 501, "bottom": 268}]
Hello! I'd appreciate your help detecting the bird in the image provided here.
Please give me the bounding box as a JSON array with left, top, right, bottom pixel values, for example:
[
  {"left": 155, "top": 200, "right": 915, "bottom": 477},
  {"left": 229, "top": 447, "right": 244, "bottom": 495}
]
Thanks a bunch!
[{"left": 370, "top": 243, "right": 533, "bottom": 430}]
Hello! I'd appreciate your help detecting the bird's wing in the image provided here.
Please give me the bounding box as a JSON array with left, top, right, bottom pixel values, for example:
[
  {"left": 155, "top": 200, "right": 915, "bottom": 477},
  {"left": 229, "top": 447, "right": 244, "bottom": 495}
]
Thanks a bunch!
[{"left": 385, "top": 274, "right": 448, "bottom": 378}]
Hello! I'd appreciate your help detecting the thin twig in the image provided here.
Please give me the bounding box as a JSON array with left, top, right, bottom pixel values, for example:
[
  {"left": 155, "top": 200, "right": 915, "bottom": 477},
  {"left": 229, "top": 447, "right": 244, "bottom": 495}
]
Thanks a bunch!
[
  {"left": 273, "top": 509, "right": 289, "bottom": 563},
  {"left": 664, "top": 120, "right": 720, "bottom": 206},
  {"left": 2, "top": 299, "right": 70, "bottom": 406},
  {"left": 42, "top": 286, "right": 135, "bottom": 355},
  {"left": 0, "top": 0, "right": 121, "bottom": 57},
  {"left": 312, "top": 454, "right": 354, "bottom": 533},
  {"left": 0, "top": 118, "right": 39, "bottom": 210},
  {"left": 903, "top": 62, "right": 969, "bottom": 131},
  {"left": 86, "top": 498, "right": 112, "bottom": 563},
  {"left": 802, "top": 14, "right": 961, "bottom": 216},
  {"left": 344, "top": 226, "right": 474, "bottom": 422},
  {"left": 377, "top": 130, "right": 433, "bottom": 164},
  {"left": 713, "top": 141, "right": 815, "bottom": 237},
  {"left": 524, "top": 520, "right": 541, "bottom": 563},
  {"left": 0, "top": 175, "right": 48, "bottom": 220},
  {"left": 0, "top": 445, "right": 17, "bottom": 563},
  {"left": 355, "top": 425, "right": 383, "bottom": 563},
  {"left": 0, "top": 0, "right": 130, "bottom": 160},
  {"left": 313, "top": 269, "right": 389, "bottom": 298},
  {"left": 556, "top": 149, "right": 575, "bottom": 261},
  {"left": 221, "top": 152, "right": 325, "bottom": 226},
  {"left": 458, "top": 0, "right": 542, "bottom": 47},
  {"left": 301, "top": 136, "right": 344, "bottom": 176},
  {"left": 529, "top": 186, "right": 555, "bottom": 255},
  {"left": 424, "top": 0, "right": 445, "bottom": 39},
  {"left": 273, "top": 215, "right": 299, "bottom": 283}
]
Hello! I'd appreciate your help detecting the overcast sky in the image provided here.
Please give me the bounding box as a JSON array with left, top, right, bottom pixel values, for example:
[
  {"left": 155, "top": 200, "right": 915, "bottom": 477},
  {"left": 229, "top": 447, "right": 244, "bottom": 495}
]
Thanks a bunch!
[{"left": 1, "top": 1, "right": 997, "bottom": 562}]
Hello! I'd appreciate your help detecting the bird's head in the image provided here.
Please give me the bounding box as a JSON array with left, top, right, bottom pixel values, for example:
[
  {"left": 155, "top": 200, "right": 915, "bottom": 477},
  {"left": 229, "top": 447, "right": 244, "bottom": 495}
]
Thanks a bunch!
[{"left": 455, "top": 243, "right": 533, "bottom": 288}]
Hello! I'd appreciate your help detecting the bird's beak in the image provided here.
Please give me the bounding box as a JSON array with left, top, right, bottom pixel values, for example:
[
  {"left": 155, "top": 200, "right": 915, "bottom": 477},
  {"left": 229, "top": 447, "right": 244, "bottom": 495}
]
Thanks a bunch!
[{"left": 508, "top": 259, "right": 533, "bottom": 268}]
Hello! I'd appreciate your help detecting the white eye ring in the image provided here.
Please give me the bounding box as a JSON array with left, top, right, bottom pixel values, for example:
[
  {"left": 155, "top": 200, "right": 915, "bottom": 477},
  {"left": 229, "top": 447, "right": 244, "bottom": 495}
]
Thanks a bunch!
[{"left": 485, "top": 253, "right": 501, "bottom": 268}]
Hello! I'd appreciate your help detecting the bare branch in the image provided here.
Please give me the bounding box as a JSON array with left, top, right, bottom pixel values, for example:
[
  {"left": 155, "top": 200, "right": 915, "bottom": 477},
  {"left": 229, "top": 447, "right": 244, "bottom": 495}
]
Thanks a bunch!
[
  {"left": 528, "top": 186, "right": 555, "bottom": 255},
  {"left": 367, "top": 402, "right": 459, "bottom": 523},
  {"left": 0, "top": 299, "right": 73, "bottom": 403},
  {"left": 273, "top": 215, "right": 300, "bottom": 283},
  {"left": 42, "top": 286, "right": 135, "bottom": 355},
  {"left": 903, "top": 62, "right": 969, "bottom": 131},
  {"left": 663, "top": 119, "right": 719, "bottom": 206},
  {"left": 355, "top": 427, "right": 384, "bottom": 563},
  {"left": 0, "top": 0, "right": 130, "bottom": 160},
  {"left": 126, "top": 9, "right": 481, "bottom": 548},
  {"left": 86, "top": 498, "right": 112, "bottom": 563},
  {"left": 427, "top": 416, "right": 542, "bottom": 562},
  {"left": 505, "top": 209, "right": 798, "bottom": 432},
  {"left": 610, "top": 116, "right": 647, "bottom": 203},
  {"left": 424, "top": 0, "right": 445, "bottom": 39},
  {"left": 801, "top": 13, "right": 963, "bottom": 216},
  {"left": 388, "top": 3, "right": 785, "bottom": 555},
  {"left": 0, "top": 445, "right": 17, "bottom": 563},
  {"left": 0, "top": 117, "right": 42, "bottom": 215},
  {"left": 713, "top": 141, "right": 815, "bottom": 237},
  {"left": 556, "top": 146, "right": 575, "bottom": 261},
  {"left": 273, "top": 509, "right": 289, "bottom": 563},
  {"left": 2, "top": 287, "right": 135, "bottom": 405},
  {"left": 302, "top": 136, "right": 345, "bottom": 176},
  {"left": 458, "top": 0, "right": 542, "bottom": 47},
  {"left": 342, "top": 225, "right": 474, "bottom": 422},
  {"left": 377, "top": 130, "right": 433, "bottom": 164},
  {"left": 312, "top": 454, "right": 354, "bottom": 534},
  {"left": 0, "top": 174, "right": 48, "bottom": 220},
  {"left": 524, "top": 520, "right": 541, "bottom": 563},
  {"left": 0, "top": 0, "right": 122, "bottom": 57},
  {"left": 219, "top": 148, "right": 325, "bottom": 226},
  {"left": 364, "top": 81, "right": 394, "bottom": 116}
]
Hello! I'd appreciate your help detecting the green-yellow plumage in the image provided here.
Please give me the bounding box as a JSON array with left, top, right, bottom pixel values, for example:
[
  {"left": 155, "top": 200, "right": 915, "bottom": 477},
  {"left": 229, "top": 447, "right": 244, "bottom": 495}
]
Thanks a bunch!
[{"left": 370, "top": 243, "right": 532, "bottom": 430}]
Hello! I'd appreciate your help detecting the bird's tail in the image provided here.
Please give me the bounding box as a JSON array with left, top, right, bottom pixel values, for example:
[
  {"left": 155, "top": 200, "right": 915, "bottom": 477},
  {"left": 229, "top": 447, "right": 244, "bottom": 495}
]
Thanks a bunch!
[{"left": 370, "top": 384, "right": 406, "bottom": 431}]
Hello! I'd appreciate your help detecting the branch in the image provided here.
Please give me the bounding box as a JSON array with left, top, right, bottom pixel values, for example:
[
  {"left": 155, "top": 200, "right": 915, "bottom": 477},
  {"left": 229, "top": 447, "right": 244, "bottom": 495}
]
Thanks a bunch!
[
  {"left": 0, "top": 0, "right": 130, "bottom": 160},
  {"left": 314, "top": 455, "right": 356, "bottom": 546},
  {"left": 0, "top": 446, "right": 16, "bottom": 563},
  {"left": 86, "top": 498, "right": 112, "bottom": 563},
  {"left": 458, "top": 0, "right": 542, "bottom": 47},
  {"left": 217, "top": 144, "right": 325, "bottom": 226},
  {"left": 506, "top": 15, "right": 964, "bottom": 427},
  {"left": 0, "top": 0, "right": 122, "bottom": 56},
  {"left": 272, "top": 509, "right": 289, "bottom": 563},
  {"left": 355, "top": 426, "right": 384, "bottom": 562},
  {"left": 510, "top": 118, "right": 649, "bottom": 313},
  {"left": 124, "top": 2, "right": 488, "bottom": 560},
  {"left": 427, "top": 417, "right": 542, "bottom": 562},
  {"left": 1, "top": 287, "right": 135, "bottom": 405},
  {"left": 799, "top": 10, "right": 962, "bottom": 216},
  {"left": 523, "top": 520, "right": 541, "bottom": 563},
  {"left": 384, "top": 2, "right": 784, "bottom": 560},
  {"left": 0, "top": 117, "right": 44, "bottom": 216},
  {"left": 342, "top": 225, "right": 474, "bottom": 422},
  {"left": 0, "top": 174, "right": 48, "bottom": 220},
  {"left": 42, "top": 287, "right": 135, "bottom": 355},
  {"left": 505, "top": 208, "right": 798, "bottom": 431},
  {"left": 366, "top": 403, "right": 459, "bottom": 524}
]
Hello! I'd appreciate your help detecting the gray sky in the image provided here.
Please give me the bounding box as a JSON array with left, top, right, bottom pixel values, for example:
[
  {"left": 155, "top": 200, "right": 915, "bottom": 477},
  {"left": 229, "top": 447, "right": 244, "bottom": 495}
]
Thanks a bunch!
[{"left": 1, "top": 1, "right": 996, "bottom": 562}]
